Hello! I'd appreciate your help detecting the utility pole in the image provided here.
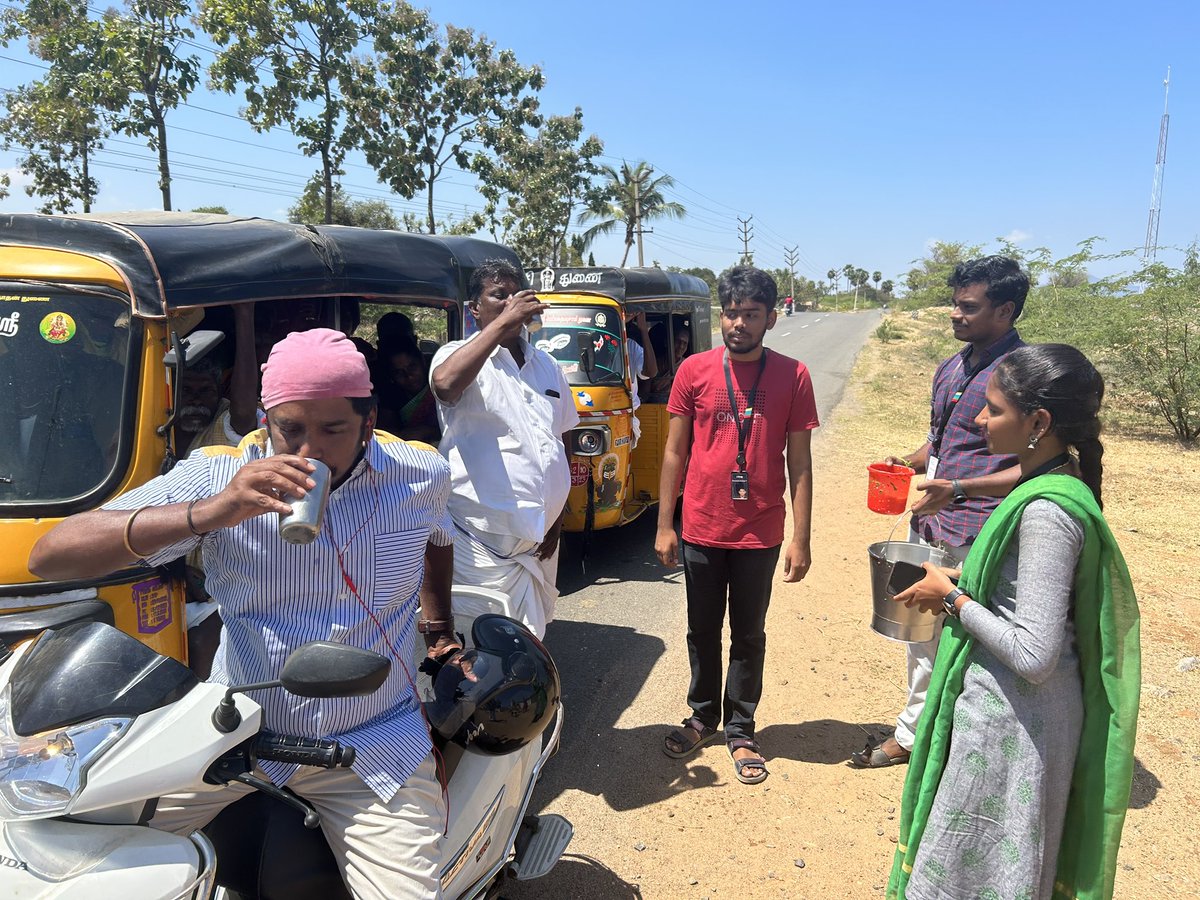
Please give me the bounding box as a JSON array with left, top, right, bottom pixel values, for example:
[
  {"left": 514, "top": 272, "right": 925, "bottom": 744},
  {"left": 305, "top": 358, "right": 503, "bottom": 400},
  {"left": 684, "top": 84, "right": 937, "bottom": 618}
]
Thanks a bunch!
[
  {"left": 634, "top": 171, "right": 644, "bottom": 266},
  {"left": 1144, "top": 66, "right": 1171, "bottom": 259},
  {"left": 784, "top": 245, "right": 799, "bottom": 305},
  {"left": 737, "top": 216, "right": 754, "bottom": 265}
]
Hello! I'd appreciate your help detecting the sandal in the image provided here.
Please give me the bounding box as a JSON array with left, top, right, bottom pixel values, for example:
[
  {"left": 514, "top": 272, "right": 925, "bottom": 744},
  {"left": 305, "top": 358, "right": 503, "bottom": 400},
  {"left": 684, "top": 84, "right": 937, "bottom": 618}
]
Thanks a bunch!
[
  {"left": 727, "top": 738, "right": 769, "bottom": 784},
  {"left": 663, "top": 716, "right": 719, "bottom": 759},
  {"left": 849, "top": 734, "right": 911, "bottom": 769}
]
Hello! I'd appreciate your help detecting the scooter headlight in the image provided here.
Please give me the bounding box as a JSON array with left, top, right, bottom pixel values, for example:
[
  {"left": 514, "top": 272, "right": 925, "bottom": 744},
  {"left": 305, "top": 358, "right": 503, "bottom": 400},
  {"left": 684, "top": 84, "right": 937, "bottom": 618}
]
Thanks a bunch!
[{"left": 0, "top": 686, "right": 130, "bottom": 818}]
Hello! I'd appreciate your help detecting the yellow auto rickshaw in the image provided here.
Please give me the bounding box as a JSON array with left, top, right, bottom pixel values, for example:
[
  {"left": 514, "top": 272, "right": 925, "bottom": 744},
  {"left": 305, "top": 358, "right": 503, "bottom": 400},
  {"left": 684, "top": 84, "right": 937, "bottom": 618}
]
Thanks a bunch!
[
  {"left": 529, "top": 266, "right": 711, "bottom": 537},
  {"left": 0, "top": 211, "right": 519, "bottom": 662}
]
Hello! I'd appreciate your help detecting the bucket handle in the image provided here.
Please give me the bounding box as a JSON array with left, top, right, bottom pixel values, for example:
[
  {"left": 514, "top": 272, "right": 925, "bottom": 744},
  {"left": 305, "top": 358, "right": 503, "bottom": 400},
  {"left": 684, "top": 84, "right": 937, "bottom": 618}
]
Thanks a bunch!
[{"left": 885, "top": 509, "right": 912, "bottom": 544}]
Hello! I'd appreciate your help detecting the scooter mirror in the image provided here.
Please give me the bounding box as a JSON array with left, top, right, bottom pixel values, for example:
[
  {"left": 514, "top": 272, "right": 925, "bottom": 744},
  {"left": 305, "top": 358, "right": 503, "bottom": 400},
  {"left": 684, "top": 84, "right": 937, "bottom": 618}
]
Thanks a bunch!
[{"left": 280, "top": 641, "right": 391, "bottom": 698}]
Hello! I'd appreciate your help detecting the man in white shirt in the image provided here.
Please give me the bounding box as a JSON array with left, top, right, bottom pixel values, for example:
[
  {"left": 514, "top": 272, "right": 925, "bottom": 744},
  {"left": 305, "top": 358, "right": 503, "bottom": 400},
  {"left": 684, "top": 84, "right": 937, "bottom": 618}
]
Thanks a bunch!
[{"left": 431, "top": 260, "right": 580, "bottom": 638}]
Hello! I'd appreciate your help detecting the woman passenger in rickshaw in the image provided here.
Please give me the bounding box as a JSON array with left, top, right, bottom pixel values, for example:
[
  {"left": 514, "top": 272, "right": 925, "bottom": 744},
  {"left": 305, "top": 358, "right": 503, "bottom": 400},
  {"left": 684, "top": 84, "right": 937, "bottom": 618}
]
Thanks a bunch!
[{"left": 377, "top": 337, "right": 441, "bottom": 443}]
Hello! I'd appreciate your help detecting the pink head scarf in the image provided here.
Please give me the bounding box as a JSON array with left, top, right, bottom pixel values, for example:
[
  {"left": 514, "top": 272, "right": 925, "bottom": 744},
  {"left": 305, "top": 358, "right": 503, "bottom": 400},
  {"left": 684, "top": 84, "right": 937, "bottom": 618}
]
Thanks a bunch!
[{"left": 260, "top": 328, "right": 373, "bottom": 411}]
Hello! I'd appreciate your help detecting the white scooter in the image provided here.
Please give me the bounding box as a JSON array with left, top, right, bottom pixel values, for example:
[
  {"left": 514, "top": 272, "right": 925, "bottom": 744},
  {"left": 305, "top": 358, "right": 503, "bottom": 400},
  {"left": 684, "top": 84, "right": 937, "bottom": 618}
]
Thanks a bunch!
[{"left": 0, "top": 586, "right": 571, "bottom": 899}]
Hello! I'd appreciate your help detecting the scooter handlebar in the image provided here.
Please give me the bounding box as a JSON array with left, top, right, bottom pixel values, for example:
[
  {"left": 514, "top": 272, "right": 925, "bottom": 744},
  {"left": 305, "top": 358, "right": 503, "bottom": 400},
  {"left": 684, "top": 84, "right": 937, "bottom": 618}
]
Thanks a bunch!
[{"left": 254, "top": 732, "right": 356, "bottom": 768}]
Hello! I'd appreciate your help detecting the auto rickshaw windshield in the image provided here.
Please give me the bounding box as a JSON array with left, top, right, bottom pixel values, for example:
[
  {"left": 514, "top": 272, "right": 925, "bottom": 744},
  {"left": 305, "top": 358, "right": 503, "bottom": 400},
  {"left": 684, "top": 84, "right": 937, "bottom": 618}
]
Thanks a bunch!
[
  {"left": 0, "top": 291, "right": 133, "bottom": 505},
  {"left": 534, "top": 305, "right": 626, "bottom": 386}
]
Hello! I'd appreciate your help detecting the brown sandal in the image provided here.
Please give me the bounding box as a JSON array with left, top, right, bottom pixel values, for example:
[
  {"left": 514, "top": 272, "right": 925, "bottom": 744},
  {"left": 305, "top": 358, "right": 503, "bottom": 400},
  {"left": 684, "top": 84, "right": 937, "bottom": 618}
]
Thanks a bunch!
[{"left": 663, "top": 716, "right": 719, "bottom": 759}]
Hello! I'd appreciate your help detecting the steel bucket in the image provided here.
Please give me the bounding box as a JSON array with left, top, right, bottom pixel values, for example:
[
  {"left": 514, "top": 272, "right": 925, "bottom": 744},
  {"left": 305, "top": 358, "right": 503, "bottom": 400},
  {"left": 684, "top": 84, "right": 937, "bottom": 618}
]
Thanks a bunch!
[{"left": 868, "top": 541, "right": 951, "bottom": 643}]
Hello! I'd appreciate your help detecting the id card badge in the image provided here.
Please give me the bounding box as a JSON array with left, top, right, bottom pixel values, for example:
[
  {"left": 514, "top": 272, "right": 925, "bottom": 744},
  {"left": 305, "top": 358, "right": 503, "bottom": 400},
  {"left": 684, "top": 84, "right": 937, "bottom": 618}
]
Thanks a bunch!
[
  {"left": 926, "top": 454, "right": 939, "bottom": 480},
  {"left": 730, "top": 471, "right": 750, "bottom": 501}
]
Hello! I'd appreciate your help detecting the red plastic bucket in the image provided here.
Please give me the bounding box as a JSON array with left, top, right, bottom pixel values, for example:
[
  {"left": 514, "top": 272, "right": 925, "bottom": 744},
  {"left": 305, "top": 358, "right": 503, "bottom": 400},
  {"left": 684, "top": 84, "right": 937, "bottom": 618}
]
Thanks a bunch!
[{"left": 866, "top": 463, "right": 913, "bottom": 515}]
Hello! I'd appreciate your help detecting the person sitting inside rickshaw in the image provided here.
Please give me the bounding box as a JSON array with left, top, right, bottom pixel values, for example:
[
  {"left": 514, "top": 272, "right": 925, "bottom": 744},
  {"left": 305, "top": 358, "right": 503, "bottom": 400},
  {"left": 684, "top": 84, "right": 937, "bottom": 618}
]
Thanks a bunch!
[
  {"left": 377, "top": 338, "right": 441, "bottom": 443},
  {"left": 649, "top": 323, "right": 691, "bottom": 396}
]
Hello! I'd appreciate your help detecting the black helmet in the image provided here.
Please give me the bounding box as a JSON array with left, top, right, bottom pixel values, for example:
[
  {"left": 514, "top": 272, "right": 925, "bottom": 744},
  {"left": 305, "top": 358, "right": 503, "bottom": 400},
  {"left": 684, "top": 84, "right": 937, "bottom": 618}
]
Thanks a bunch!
[{"left": 423, "top": 614, "right": 560, "bottom": 755}]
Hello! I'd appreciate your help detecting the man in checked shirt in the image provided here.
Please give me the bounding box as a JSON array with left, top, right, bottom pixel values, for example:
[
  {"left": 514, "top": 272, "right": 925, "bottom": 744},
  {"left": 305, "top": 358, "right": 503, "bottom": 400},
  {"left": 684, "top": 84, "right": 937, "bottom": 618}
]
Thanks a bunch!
[{"left": 851, "top": 256, "right": 1030, "bottom": 769}]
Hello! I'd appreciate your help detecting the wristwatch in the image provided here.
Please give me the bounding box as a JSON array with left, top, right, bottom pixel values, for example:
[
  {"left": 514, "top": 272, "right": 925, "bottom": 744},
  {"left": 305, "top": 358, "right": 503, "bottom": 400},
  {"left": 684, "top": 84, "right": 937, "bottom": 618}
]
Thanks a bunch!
[
  {"left": 942, "top": 588, "right": 966, "bottom": 618},
  {"left": 951, "top": 479, "right": 968, "bottom": 502},
  {"left": 417, "top": 617, "right": 454, "bottom": 634}
]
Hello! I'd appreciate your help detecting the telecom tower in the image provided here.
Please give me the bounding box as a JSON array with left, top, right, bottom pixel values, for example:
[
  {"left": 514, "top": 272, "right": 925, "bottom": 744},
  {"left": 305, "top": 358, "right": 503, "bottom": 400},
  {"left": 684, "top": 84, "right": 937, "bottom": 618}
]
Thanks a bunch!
[{"left": 1144, "top": 67, "right": 1171, "bottom": 258}]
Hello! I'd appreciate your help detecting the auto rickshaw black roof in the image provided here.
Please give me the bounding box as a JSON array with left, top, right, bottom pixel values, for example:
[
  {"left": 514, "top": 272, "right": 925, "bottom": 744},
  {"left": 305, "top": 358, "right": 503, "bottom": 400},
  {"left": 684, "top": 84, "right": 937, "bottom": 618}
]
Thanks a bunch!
[
  {"left": 0, "top": 212, "right": 522, "bottom": 318},
  {"left": 528, "top": 266, "right": 710, "bottom": 303}
]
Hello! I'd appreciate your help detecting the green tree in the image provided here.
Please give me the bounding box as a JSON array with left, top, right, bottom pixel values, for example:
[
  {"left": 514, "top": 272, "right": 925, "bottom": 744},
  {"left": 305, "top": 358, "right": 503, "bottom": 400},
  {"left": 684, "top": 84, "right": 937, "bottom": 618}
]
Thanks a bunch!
[
  {"left": 202, "top": 0, "right": 381, "bottom": 224},
  {"left": 1103, "top": 249, "right": 1200, "bottom": 443},
  {"left": 192, "top": 205, "right": 229, "bottom": 214},
  {"left": 2, "top": 0, "right": 110, "bottom": 212},
  {"left": 346, "top": 9, "right": 543, "bottom": 234},
  {"left": 872, "top": 270, "right": 882, "bottom": 292},
  {"left": 100, "top": 0, "right": 201, "bottom": 210},
  {"left": 475, "top": 108, "right": 604, "bottom": 267},
  {"left": 580, "top": 161, "right": 686, "bottom": 266},
  {"left": 288, "top": 175, "right": 399, "bottom": 229},
  {"left": 0, "top": 81, "right": 102, "bottom": 213},
  {"left": 903, "top": 241, "right": 983, "bottom": 307}
]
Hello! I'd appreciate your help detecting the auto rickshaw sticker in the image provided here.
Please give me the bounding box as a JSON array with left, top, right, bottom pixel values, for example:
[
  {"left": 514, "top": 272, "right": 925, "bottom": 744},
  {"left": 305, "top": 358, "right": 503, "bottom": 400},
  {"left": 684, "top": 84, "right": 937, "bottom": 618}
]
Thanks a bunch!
[
  {"left": 575, "top": 390, "right": 594, "bottom": 407},
  {"left": 39, "top": 312, "right": 76, "bottom": 344},
  {"left": 539, "top": 267, "right": 556, "bottom": 291},
  {"left": 569, "top": 460, "right": 590, "bottom": 486},
  {"left": 0, "top": 311, "right": 18, "bottom": 337},
  {"left": 132, "top": 576, "right": 174, "bottom": 634},
  {"left": 594, "top": 312, "right": 607, "bottom": 327}
]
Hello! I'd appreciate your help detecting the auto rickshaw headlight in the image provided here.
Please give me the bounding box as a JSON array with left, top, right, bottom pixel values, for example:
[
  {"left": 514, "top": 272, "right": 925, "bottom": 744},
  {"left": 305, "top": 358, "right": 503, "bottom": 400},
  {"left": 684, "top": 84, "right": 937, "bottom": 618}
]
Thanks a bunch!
[{"left": 570, "top": 426, "right": 610, "bottom": 457}]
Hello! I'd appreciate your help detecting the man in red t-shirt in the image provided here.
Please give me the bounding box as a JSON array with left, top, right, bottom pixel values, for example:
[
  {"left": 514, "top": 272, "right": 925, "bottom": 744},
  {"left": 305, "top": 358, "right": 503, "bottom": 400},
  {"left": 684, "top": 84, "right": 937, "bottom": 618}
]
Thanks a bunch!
[{"left": 655, "top": 266, "right": 819, "bottom": 785}]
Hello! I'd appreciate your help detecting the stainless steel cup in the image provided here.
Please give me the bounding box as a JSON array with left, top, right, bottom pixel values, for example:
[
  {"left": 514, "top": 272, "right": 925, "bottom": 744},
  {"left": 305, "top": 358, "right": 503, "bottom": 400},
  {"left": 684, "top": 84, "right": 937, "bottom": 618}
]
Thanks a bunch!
[{"left": 279, "top": 458, "right": 331, "bottom": 545}]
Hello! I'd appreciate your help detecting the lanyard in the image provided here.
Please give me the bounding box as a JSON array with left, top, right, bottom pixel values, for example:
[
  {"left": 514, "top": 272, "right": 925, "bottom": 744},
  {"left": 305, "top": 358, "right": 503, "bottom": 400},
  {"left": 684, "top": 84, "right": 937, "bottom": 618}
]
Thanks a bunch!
[
  {"left": 723, "top": 349, "right": 768, "bottom": 472},
  {"left": 931, "top": 356, "right": 988, "bottom": 455}
]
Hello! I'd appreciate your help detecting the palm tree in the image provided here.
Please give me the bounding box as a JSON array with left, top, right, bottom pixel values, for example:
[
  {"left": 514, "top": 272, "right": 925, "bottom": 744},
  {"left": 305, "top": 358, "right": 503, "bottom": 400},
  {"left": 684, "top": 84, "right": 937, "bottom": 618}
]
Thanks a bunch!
[
  {"left": 827, "top": 268, "right": 839, "bottom": 309},
  {"left": 872, "top": 270, "right": 882, "bottom": 294},
  {"left": 578, "top": 161, "right": 686, "bottom": 266}
]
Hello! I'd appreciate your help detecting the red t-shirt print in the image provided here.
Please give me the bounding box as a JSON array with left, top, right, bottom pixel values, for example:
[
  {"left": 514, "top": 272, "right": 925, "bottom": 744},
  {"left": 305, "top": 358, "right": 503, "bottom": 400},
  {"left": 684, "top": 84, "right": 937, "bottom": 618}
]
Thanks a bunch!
[{"left": 667, "top": 347, "right": 819, "bottom": 549}]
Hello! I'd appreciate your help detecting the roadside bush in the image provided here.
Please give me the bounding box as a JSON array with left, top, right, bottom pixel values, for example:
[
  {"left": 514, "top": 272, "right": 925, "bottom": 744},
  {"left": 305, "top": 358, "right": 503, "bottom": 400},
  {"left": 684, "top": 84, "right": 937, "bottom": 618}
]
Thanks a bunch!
[{"left": 874, "top": 318, "right": 902, "bottom": 343}]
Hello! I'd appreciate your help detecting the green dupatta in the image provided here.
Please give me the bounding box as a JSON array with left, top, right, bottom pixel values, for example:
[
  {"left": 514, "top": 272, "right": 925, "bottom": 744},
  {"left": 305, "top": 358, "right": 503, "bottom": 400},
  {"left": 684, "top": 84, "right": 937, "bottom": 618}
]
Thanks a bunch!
[{"left": 887, "top": 475, "right": 1141, "bottom": 900}]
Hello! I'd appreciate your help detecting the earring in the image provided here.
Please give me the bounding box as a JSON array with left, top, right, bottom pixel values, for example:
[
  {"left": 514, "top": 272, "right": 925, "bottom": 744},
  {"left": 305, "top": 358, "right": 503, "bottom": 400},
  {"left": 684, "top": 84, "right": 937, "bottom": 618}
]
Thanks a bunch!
[{"left": 1027, "top": 432, "right": 1040, "bottom": 450}]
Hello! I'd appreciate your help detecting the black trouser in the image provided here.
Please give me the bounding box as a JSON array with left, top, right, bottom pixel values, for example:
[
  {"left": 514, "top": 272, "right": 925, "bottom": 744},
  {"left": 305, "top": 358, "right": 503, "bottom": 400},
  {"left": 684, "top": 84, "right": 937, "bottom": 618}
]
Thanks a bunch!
[{"left": 681, "top": 541, "right": 781, "bottom": 743}]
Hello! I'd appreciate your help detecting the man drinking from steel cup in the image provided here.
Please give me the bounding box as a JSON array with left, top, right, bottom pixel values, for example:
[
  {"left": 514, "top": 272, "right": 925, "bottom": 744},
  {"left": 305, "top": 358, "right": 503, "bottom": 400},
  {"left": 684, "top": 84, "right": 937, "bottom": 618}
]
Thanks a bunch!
[{"left": 29, "top": 327, "right": 459, "bottom": 899}]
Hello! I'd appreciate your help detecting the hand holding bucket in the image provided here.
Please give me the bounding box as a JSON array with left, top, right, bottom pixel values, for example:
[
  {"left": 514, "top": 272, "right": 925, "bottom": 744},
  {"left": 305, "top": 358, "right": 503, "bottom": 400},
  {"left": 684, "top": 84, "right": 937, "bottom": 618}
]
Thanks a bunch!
[{"left": 866, "top": 462, "right": 913, "bottom": 515}]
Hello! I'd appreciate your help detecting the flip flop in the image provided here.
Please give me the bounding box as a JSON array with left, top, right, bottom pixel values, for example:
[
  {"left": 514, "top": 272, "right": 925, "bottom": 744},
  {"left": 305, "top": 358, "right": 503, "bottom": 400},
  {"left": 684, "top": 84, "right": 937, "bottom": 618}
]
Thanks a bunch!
[
  {"left": 728, "top": 738, "right": 769, "bottom": 785},
  {"left": 663, "top": 717, "right": 719, "bottom": 759},
  {"left": 849, "top": 734, "right": 911, "bottom": 768}
]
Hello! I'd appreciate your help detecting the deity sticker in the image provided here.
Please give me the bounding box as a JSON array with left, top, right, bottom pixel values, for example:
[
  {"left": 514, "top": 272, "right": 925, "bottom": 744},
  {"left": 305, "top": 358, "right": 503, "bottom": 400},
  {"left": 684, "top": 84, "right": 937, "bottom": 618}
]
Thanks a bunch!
[
  {"left": 40, "top": 311, "right": 76, "bottom": 344},
  {"left": 595, "top": 452, "right": 622, "bottom": 510}
]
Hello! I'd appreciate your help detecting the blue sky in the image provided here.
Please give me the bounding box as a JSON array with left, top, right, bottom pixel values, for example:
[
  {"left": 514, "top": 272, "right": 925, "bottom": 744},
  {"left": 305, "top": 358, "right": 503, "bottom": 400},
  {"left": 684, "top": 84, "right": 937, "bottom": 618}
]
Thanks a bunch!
[{"left": 2, "top": 0, "right": 1197, "bottom": 286}]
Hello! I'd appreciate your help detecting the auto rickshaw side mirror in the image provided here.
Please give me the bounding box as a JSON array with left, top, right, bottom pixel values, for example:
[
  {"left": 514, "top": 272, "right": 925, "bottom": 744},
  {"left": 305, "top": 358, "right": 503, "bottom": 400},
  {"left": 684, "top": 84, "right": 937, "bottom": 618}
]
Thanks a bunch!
[
  {"left": 162, "top": 329, "right": 225, "bottom": 367},
  {"left": 576, "top": 331, "right": 596, "bottom": 375}
]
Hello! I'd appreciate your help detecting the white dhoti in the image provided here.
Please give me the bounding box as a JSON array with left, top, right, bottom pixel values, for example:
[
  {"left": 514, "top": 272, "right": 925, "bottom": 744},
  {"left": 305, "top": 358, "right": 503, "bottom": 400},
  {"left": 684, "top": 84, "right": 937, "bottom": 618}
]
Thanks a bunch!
[{"left": 451, "top": 526, "right": 560, "bottom": 640}]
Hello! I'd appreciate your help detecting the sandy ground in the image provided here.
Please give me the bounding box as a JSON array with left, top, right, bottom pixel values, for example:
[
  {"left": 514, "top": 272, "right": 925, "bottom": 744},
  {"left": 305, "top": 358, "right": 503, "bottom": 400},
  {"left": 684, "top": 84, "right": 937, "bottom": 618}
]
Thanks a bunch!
[{"left": 505, "top": 311, "right": 1199, "bottom": 899}]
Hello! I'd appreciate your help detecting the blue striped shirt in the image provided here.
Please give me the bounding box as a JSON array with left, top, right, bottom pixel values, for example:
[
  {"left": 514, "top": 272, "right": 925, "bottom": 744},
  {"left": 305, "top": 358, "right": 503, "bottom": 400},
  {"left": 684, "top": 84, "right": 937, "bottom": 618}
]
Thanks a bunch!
[{"left": 103, "top": 429, "right": 453, "bottom": 801}]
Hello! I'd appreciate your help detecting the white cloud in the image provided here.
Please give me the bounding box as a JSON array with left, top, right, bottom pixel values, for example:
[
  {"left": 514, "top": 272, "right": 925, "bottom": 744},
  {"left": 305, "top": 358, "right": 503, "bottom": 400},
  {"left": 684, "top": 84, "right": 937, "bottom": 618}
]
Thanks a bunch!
[{"left": 1002, "top": 228, "right": 1032, "bottom": 244}]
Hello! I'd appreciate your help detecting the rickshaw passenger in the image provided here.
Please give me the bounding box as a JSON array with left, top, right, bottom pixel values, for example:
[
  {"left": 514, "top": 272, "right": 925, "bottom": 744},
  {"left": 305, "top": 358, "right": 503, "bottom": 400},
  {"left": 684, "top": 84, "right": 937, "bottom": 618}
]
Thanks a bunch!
[
  {"left": 377, "top": 338, "right": 441, "bottom": 443},
  {"left": 625, "top": 310, "right": 658, "bottom": 448},
  {"left": 649, "top": 323, "right": 691, "bottom": 396}
]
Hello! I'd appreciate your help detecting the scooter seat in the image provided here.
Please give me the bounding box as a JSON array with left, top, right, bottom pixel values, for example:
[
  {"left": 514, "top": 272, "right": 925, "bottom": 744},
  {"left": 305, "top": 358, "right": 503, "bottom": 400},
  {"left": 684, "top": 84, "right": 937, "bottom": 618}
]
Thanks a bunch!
[{"left": 204, "top": 790, "right": 348, "bottom": 900}]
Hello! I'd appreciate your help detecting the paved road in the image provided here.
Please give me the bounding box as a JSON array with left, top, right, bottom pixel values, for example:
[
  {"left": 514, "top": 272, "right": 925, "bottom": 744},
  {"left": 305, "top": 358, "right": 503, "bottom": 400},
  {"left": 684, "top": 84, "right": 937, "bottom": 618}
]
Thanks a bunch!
[{"left": 503, "top": 310, "right": 881, "bottom": 897}]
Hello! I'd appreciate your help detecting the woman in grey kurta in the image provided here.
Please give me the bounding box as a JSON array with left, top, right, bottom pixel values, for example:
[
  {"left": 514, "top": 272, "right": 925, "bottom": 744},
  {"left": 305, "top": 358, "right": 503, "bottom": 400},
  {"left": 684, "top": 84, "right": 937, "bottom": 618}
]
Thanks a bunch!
[
  {"left": 889, "top": 342, "right": 1141, "bottom": 900},
  {"left": 904, "top": 499, "right": 1085, "bottom": 900}
]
